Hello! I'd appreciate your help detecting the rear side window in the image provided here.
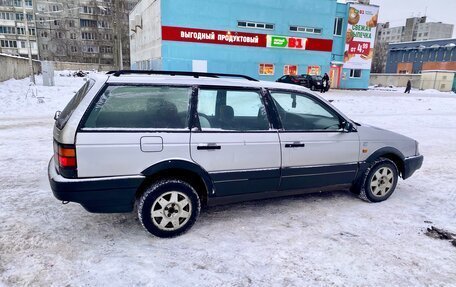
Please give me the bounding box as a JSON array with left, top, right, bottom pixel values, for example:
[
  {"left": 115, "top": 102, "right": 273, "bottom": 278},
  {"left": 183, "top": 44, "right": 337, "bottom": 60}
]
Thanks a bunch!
[
  {"left": 83, "top": 85, "right": 191, "bottom": 129},
  {"left": 56, "top": 79, "right": 95, "bottom": 130}
]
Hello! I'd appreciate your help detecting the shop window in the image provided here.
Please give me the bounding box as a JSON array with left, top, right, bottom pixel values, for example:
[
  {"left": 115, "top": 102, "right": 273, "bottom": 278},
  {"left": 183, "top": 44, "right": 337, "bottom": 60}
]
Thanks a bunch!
[
  {"left": 307, "top": 66, "right": 320, "bottom": 76},
  {"left": 284, "top": 65, "right": 298, "bottom": 76},
  {"left": 334, "top": 17, "right": 343, "bottom": 36},
  {"left": 290, "top": 25, "right": 322, "bottom": 35},
  {"left": 259, "top": 63, "right": 274, "bottom": 75},
  {"left": 238, "top": 21, "right": 274, "bottom": 30},
  {"left": 350, "top": 69, "right": 362, "bottom": 78}
]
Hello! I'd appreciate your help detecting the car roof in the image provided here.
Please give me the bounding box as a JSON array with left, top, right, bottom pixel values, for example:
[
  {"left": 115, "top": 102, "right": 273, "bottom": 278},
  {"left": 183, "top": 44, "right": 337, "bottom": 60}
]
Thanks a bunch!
[{"left": 97, "top": 73, "right": 311, "bottom": 92}]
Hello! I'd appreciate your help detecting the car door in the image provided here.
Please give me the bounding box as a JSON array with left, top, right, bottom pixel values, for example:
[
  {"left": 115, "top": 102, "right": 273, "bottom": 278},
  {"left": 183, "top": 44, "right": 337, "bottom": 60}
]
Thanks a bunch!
[
  {"left": 190, "top": 87, "right": 281, "bottom": 197},
  {"left": 269, "top": 90, "right": 360, "bottom": 191},
  {"left": 76, "top": 84, "right": 192, "bottom": 177}
]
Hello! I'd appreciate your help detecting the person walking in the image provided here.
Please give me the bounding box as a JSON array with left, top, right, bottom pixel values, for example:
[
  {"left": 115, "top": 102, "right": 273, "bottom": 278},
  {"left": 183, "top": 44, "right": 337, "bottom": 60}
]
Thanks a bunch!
[
  {"left": 404, "top": 79, "right": 412, "bottom": 94},
  {"left": 321, "top": 73, "right": 330, "bottom": 93}
]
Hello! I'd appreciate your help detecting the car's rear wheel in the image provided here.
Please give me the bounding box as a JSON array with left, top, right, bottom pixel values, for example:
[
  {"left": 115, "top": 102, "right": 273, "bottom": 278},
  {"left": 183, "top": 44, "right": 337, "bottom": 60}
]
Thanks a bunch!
[
  {"left": 138, "top": 179, "right": 201, "bottom": 238},
  {"left": 357, "top": 158, "right": 399, "bottom": 202}
]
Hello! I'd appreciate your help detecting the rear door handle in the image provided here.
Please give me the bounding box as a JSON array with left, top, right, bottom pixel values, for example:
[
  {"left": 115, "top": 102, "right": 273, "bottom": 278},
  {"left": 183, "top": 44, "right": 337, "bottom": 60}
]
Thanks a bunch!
[
  {"left": 197, "top": 145, "right": 221, "bottom": 150},
  {"left": 285, "top": 143, "right": 305, "bottom": 148}
]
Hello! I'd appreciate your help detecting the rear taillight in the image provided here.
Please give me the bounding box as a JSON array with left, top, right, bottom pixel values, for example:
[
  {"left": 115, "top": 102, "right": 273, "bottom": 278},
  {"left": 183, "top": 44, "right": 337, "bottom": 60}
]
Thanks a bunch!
[{"left": 54, "top": 141, "right": 77, "bottom": 178}]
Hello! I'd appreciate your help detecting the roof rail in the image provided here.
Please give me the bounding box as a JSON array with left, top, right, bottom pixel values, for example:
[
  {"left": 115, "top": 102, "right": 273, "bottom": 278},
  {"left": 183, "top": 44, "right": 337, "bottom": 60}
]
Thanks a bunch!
[{"left": 106, "top": 70, "right": 259, "bottom": 82}]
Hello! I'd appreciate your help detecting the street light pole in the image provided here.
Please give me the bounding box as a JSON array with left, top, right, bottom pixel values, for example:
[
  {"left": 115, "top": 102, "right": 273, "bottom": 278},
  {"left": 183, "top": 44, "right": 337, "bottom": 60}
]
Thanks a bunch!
[{"left": 23, "top": 0, "right": 36, "bottom": 84}]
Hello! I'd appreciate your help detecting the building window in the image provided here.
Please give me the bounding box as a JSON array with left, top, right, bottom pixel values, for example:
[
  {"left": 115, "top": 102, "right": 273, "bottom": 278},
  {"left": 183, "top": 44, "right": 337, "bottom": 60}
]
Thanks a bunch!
[
  {"left": 0, "top": 26, "right": 16, "bottom": 34},
  {"left": 290, "top": 26, "right": 322, "bottom": 35},
  {"left": 259, "top": 63, "right": 274, "bottom": 75},
  {"left": 334, "top": 17, "right": 343, "bottom": 36},
  {"left": 70, "top": 46, "right": 77, "bottom": 53},
  {"left": 80, "top": 6, "right": 96, "bottom": 15},
  {"left": 284, "top": 65, "right": 298, "bottom": 76},
  {"left": 81, "top": 32, "right": 96, "bottom": 40},
  {"left": 0, "top": 12, "right": 14, "bottom": 20},
  {"left": 238, "top": 21, "right": 274, "bottom": 30},
  {"left": 54, "top": 20, "right": 60, "bottom": 26},
  {"left": 100, "top": 46, "right": 113, "bottom": 53},
  {"left": 70, "top": 33, "right": 77, "bottom": 39},
  {"left": 0, "top": 40, "right": 17, "bottom": 48},
  {"left": 103, "top": 33, "right": 113, "bottom": 40},
  {"left": 80, "top": 19, "right": 97, "bottom": 28},
  {"left": 307, "top": 66, "right": 320, "bottom": 75},
  {"left": 97, "top": 20, "right": 109, "bottom": 29},
  {"left": 42, "top": 44, "right": 48, "bottom": 50},
  {"left": 350, "top": 69, "right": 362, "bottom": 78},
  {"left": 68, "top": 20, "right": 75, "bottom": 27},
  {"left": 82, "top": 45, "right": 98, "bottom": 53}
]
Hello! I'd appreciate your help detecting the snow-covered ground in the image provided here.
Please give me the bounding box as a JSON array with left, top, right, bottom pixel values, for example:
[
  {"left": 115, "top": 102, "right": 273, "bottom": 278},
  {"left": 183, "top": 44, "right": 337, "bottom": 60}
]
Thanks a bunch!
[{"left": 1, "top": 75, "right": 455, "bottom": 286}]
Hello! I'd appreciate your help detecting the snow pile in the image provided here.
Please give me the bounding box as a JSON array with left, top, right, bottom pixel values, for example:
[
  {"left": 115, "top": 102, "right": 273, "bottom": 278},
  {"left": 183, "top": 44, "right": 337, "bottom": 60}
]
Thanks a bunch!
[
  {"left": 369, "top": 85, "right": 455, "bottom": 94},
  {"left": 1, "top": 79, "right": 455, "bottom": 286},
  {"left": 0, "top": 73, "right": 87, "bottom": 119}
]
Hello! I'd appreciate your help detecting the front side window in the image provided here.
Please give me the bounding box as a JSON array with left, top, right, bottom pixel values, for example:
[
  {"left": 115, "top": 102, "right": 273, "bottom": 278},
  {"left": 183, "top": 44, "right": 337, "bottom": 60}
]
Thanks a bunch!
[
  {"left": 197, "top": 89, "right": 270, "bottom": 131},
  {"left": 270, "top": 91, "right": 341, "bottom": 131},
  {"left": 83, "top": 86, "right": 191, "bottom": 129}
]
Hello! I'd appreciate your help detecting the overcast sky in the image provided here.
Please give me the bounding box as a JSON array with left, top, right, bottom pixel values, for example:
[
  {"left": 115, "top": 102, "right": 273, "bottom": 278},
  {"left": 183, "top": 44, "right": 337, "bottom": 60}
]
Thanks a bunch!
[{"left": 339, "top": 0, "right": 456, "bottom": 37}]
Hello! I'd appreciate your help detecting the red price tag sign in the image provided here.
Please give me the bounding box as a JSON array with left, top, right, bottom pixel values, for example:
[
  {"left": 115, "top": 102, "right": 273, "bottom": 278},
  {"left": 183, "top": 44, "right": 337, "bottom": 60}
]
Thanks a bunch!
[{"left": 348, "top": 41, "right": 370, "bottom": 56}]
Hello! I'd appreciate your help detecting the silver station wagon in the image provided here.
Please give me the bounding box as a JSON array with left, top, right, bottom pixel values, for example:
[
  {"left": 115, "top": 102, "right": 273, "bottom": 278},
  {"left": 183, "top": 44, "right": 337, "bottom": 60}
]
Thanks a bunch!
[{"left": 48, "top": 71, "right": 423, "bottom": 238}]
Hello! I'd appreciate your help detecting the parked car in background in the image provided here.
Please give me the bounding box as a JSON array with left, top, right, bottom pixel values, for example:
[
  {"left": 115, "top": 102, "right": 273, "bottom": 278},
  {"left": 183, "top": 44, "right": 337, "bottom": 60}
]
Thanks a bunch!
[
  {"left": 276, "top": 75, "right": 308, "bottom": 87},
  {"left": 277, "top": 74, "right": 330, "bottom": 92},
  {"left": 301, "top": 74, "right": 329, "bottom": 91},
  {"left": 49, "top": 70, "right": 423, "bottom": 238}
]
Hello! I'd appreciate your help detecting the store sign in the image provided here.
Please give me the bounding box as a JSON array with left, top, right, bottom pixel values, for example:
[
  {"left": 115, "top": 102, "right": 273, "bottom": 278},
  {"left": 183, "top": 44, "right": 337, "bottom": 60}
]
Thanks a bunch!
[
  {"left": 162, "top": 26, "right": 333, "bottom": 52},
  {"left": 267, "top": 35, "right": 307, "bottom": 50},
  {"left": 343, "top": 4, "right": 379, "bottom": 69}
]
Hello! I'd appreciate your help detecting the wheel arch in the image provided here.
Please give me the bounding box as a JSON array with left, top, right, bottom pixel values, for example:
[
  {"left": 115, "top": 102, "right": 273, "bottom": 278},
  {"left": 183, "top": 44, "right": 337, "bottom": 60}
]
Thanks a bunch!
[
  {"left": 138, "top": 160, "right": 214, "bottom": 205},
  {"left": 365, "top": 147, "right": 405, "bottom": 178}
]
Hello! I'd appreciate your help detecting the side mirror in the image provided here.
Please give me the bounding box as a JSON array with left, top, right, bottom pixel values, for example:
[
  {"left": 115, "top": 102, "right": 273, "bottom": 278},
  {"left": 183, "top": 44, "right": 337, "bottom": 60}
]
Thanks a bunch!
[
  {"left": 341, "top": 121, "right": 355, "bottom": 133},
  {"left": 54, "top": 110, "right": 61, "bottom": 121}
]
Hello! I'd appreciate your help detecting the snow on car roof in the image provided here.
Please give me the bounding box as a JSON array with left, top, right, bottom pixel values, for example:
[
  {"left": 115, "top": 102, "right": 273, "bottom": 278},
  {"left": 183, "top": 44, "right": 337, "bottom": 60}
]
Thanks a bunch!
[{"left": 103, "top": 73, "right": 310, "bottom": 92}]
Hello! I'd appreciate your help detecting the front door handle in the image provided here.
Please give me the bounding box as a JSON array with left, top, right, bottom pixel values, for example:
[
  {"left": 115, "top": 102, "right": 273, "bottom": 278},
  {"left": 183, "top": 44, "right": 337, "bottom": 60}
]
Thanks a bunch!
[
  {"left": 285, "top": 143, "right": 305, "bottom": 148},
  {"left": 197, "top": 145, "right": 221, "bottom": 150}
]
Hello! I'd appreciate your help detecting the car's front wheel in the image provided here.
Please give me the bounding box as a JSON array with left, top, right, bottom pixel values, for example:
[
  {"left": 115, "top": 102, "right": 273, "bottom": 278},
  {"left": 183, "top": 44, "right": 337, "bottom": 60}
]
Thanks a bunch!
[
  {"left": 138, "top": 179, "right": 201, "bottom": 238},
  {"left": 357, "top": 158, "right": 399, "bottom": 202}
]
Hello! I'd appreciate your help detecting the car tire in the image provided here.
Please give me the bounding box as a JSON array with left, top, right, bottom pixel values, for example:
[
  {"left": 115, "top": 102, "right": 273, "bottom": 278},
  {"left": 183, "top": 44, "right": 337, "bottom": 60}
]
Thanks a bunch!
[
  {"left": 356, "top": 158, "right": 399, "bottom": 203},
  {"left": 138, "top": 179, "right": 201, "bottom": 238}
]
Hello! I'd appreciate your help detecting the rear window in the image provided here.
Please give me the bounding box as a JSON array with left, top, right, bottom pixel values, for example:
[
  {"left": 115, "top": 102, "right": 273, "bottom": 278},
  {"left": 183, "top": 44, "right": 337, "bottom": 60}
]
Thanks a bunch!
[
  {"left": 56, "top": 79, "right": 95, "bottom": 130},
  {"left": 83, "top": 85, "right": 191, "bottom": 129}
]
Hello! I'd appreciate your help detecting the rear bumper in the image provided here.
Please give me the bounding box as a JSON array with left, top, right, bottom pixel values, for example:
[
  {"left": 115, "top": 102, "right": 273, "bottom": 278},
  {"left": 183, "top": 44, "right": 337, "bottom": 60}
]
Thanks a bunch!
[
  {"left": 48, "top": 158, "right": 144, "bottom": 213},
  {"left": 403, "top": 155, "right": 424, "bottom": 179}
]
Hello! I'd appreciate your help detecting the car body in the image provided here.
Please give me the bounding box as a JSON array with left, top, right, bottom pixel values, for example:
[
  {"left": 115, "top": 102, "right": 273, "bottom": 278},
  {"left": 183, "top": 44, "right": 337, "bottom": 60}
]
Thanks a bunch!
[
  {"left": 277, "top": 74, "right": 329, "bottom": 91},
  {"left": 276, "top": 75, "right": 308, "bottom": 87},
  {"left": 49, "top": 70, "right": 423, "bottom": 237}
]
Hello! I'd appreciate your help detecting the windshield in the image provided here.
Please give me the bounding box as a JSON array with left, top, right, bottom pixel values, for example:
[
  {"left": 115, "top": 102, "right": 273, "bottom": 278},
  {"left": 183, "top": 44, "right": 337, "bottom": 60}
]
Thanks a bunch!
[{"left": 56, "top": 79, "right": 95, "bottom": 130}]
